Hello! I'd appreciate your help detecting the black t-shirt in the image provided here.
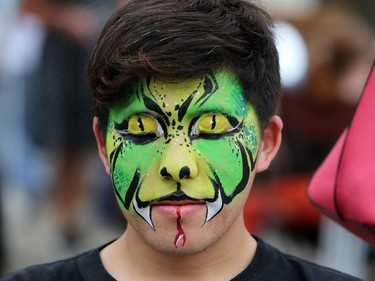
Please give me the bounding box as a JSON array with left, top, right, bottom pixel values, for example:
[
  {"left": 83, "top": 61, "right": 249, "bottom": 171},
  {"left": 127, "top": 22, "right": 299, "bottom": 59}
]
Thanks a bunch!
[{"left": 1, "top": 236, "right": 362, "bottom": 281}]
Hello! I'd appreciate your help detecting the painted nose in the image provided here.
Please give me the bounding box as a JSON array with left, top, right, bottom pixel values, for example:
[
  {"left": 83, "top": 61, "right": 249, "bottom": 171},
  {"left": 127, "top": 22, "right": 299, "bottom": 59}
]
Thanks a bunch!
[
  {"left": 160, "top": 166, "right": 191, "bottom": 180},
  {"left": 159, "top": 145, "right": 198, "bottom": 182}
]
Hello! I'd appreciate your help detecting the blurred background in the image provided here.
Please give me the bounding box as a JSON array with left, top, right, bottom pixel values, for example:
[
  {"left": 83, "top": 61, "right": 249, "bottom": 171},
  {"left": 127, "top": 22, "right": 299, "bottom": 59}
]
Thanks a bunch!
[{"left": 0, "top": 0, "right": 374, "bottom": 279}]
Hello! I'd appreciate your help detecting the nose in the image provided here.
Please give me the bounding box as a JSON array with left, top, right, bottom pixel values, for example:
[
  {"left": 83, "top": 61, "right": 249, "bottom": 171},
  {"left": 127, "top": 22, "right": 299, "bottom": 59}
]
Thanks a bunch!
[{"left": 159, "top": 143, "right": 198, "bottom": 182}]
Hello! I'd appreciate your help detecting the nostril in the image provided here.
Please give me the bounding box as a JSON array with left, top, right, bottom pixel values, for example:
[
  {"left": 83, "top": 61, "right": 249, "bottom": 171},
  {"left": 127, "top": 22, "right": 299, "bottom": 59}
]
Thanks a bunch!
[
  {"left": 160, "top": 167, "right": 172, "bottom": 179},
  {"left": 179, "top": 166, "right": 191, "bottom": 179}
]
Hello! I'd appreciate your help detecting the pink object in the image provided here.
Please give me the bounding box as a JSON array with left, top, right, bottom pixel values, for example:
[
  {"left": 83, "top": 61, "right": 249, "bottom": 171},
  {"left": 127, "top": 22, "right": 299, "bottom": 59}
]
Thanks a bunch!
[{"left": 308, "top": 61, "right": 375, "bottom": 247}]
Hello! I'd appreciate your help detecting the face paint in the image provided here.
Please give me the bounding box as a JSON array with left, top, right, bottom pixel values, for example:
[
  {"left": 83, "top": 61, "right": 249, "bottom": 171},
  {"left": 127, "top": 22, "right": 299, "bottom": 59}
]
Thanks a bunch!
[
  {"left": 106, "top": 70, "right": 261, "bottom": 246},
  {"left": 174, "top": 208, "right": 186, "bottom": 248}
]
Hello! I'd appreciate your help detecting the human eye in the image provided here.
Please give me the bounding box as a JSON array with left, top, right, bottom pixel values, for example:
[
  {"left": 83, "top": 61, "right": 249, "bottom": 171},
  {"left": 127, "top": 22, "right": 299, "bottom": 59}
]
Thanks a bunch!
[
  {"left": 115, "top": 114, "right": 163, "bottom": 144},
  {"left": 190, "top": 113, "right": 241, "bottom": 139}
]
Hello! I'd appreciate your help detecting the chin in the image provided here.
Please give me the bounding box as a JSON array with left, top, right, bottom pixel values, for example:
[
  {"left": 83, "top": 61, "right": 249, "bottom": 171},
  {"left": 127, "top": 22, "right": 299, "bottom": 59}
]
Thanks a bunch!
[
  {"left": 144, "top": 233, "right": 219, "bottom": 257},
  {"left": 134, "top": 215, "right": 232, "bottom": 257}
]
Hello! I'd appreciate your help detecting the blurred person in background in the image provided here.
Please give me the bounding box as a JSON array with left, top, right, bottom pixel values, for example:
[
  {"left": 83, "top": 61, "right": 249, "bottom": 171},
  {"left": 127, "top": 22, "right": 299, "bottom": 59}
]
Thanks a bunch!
[
  {"left": 20, "top": 0, "right": 125, "bottom": 246},
  {"left": 243, "top": 0, "right": 374, "bottom": 269},
  {"left": 245, "top": 1, "right": 374, "bottom": 233},
  {"left": 280, "top": 3, "right": 375, "bottom": 277},
  {"left": 280, "top": 3, "right": 374, "bottom": 173},
  {"left": 0, "top": 0, "right": 46, "bottom": 273},
  {"left": 243, "top": 2, "right": 374, "bottom": 278}
]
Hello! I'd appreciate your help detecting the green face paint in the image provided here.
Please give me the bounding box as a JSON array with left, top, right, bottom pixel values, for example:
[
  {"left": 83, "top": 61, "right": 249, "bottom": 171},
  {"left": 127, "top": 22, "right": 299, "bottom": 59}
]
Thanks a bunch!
[{"left": 106, "top": 70, "right": 261, "bottom": 231}]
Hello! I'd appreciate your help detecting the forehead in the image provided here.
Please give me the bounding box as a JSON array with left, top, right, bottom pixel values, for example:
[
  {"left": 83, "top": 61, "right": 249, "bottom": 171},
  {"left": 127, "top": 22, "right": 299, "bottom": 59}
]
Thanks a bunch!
[
  {"left": 111, "top": 70, "right": 250, "bottom": 118},
  {"left": 148, "top": 76, "right": 205, "bottom": 101}
]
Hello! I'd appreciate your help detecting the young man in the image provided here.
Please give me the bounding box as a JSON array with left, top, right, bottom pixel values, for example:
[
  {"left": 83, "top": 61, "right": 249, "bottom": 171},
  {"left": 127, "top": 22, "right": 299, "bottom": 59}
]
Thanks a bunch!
[{"left": 2, "top": 0, "right": 362, "bottom": 280}]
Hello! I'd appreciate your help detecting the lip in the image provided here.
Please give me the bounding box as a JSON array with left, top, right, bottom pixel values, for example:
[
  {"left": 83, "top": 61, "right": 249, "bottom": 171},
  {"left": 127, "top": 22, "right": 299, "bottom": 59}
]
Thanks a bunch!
[{"left": 152, "top": 201, "right": 206, "bottom": 218}]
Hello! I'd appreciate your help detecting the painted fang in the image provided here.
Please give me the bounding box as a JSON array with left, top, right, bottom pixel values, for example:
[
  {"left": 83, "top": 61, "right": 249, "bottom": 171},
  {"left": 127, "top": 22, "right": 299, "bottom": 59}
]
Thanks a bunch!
[{"left": 106, "top": 70, "right": 261, "bottom": 245}]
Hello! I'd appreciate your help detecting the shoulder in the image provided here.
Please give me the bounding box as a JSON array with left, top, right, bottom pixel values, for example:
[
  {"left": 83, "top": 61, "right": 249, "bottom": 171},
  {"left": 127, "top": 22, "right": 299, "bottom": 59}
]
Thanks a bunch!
[
  {"left": 1, "top": 247, "right": 104, "bottom": 281},
  {"left": 274, "top": 248, "right": 362, "bottom": 280},
  {"left": 1, "top": 256, "right": 82, "bottom": 281},
  {"left": 234, "top": 235, "right": 363, "bottom": 281}
]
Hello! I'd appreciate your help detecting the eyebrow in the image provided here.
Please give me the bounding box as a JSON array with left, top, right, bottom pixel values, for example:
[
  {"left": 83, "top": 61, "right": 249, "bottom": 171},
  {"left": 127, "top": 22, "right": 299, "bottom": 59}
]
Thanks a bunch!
[
  {"left": 143, "top": 95, "right": 170, "bottom": 126},
  {"left": 190, "top": 105, "right": 240, "bottom": 119},
  {"left": 194, "top": 73, "right": 219, "bottom": 107}
]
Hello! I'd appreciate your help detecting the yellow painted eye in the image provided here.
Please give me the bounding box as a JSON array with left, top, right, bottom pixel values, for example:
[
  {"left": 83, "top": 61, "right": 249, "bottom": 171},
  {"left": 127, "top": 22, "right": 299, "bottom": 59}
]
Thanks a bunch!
[
  {"left": 128, "top": 115, "right": 158, "bottom": 135},
  {"left": 198, "top": 114, "right": 231, "bottom": 134}
]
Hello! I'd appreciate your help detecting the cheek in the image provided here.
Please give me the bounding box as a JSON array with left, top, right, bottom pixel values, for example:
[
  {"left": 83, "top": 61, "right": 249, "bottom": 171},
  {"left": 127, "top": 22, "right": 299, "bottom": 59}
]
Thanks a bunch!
[
  {"left": 194, "top": 137, "right": 247, "bottom": 196},
  {"left": 242, "top": 121, "right": 259, "bottom": 154},
  {"left": 108, "top": 138, "right": 161, "bottom": 212}
]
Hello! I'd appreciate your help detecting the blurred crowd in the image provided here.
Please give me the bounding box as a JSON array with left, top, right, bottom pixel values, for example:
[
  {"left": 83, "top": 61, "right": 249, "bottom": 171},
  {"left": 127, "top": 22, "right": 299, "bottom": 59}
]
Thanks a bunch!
[
  {"left": 0, "top": 0, "right": 126, "bottom": 274},
  {"left": 0, "top": 0, "right": 374, "bottom": 279}
]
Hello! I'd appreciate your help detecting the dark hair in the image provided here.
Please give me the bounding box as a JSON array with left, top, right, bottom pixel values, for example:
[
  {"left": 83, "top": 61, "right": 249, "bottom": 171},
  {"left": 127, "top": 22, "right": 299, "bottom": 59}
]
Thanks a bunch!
[{"left": 87, "top": 0, "right": 280, "bottom": 134}]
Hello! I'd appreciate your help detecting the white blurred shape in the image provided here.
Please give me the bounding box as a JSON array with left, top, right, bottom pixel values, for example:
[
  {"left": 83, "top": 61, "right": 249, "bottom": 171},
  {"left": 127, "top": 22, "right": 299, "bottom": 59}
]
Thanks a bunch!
[
  {"left": 274, "top": 21, "right": 309, "bottom": 90},
  {"left": 0, "top": 14, "right": 45, "bottom": 76}
]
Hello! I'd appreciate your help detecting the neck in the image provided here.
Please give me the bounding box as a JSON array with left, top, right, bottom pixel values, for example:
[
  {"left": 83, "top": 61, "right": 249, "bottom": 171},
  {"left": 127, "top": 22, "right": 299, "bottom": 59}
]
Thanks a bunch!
[{"left": 101, "top": 214, "right": 257, "bottom": 281}]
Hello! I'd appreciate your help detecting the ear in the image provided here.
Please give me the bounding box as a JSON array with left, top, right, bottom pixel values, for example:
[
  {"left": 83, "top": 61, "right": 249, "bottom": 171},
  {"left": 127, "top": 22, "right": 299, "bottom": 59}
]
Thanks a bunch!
[
  {"left": 256, "top": 115, "right": 283, "bottom": 173},
  {"left": 93, "top": 116, "right": 111, "bottom": 175}
]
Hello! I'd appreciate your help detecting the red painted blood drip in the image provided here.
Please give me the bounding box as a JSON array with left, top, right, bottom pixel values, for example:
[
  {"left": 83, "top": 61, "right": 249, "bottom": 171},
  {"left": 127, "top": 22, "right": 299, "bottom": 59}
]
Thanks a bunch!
[{"left": 174, "top": 207, "right": 186, "bottom": 248}]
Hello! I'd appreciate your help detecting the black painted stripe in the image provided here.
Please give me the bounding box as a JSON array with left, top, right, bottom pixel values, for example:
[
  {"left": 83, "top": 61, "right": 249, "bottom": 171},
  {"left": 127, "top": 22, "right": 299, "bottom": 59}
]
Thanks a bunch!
[
  {"left": 194, "top": 73, "right": 218, "bottom": 107},
  {"left": 124, "top": 169, "right": 141, "bottom": 210},
  {"left": 143, "top": 96, "right": 170, "bottom": 126},
  {"left": 178, "top": 94, "right": 194, "bottom": 122}
]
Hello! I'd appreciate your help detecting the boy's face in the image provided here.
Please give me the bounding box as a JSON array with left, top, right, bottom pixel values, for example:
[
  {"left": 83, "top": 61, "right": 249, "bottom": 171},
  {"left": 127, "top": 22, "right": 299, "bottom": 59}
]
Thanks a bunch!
[{"left": 103, "top": 70, "right": 262, "bottom": 254}]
